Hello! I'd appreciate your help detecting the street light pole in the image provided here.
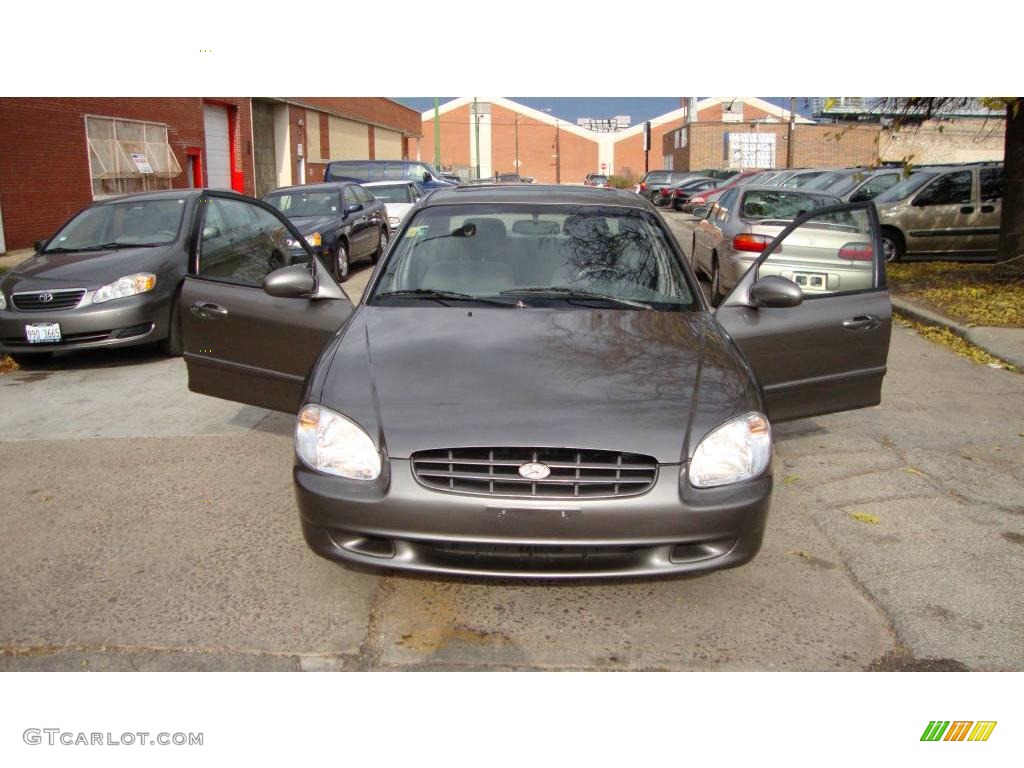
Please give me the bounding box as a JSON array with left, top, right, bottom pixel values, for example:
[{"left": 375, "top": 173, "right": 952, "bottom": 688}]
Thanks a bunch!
[
  {"left": 555, "top": 120, "right": 561, "bottom": 184},
  {"left": 514, "top": 114, "right": 519, "bottom": 179},
  {"left": 433, "top": 97, "right": 440, "bottom": 170},
  {"left": 473, "top": 97, "right": 481, "bottom": 180}
]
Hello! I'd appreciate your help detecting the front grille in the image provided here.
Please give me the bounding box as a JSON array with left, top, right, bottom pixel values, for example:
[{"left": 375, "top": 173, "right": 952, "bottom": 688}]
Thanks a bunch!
[
  {"left": 411, "top": 447, "right": 658, "bottom": 498},
  {"left": 12, "top": 289, "right": 86, "bottom": 311},
  {"left": 426, "top": 541, "right": 642, "bottom": 560}
]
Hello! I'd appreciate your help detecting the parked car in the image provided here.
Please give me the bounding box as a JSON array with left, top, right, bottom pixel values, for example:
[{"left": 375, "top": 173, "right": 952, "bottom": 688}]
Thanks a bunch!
[
  {"left": 691, "top": 186, "right": 860, "bottom": 305},
  {"left": 362, "top": 180, "right": 425, "bottom": 232},
  {"left": 678, "top": 170, "right": 766, "bottom": 213},
  {"left": 584, "top": 173, "right": 610, "bottom": 188},
  {"left": 263, "top": 182, "right": 388, "bottom": 282},
  {"left": 324, "top": 160, "right": 456, "bottom": 191},
  {"left": 759, "top": 169, "right": 833, "bottom": 188},
  {"left": 639, "top": 170, "right": 702, "bottom": 206},
  {"left": 176, "top": 184, "right": 891, "bottom": 579},
  {"left": 805, "top": 167, "right": 904, "bottom": 202},
  {"left": 670, "top": 177, "right": 722, "bottom": 211},
  {"left": 871, "top": 163, "right": 1003, "bottom": 262},
  {"left": 0, "top": 189, "right": 309, "bottom": 366}
]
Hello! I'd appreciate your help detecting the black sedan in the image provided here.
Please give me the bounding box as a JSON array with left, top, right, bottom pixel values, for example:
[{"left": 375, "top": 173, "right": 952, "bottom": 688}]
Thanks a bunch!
[
  {"left": 262, "top": 182, "right": 388, "bottom": 282},
  {"left": 0, "top": 189, "right": 279, "bottom": 366},
  {"left": 177, "top": 185, "right": 892, "bottom": 579}
]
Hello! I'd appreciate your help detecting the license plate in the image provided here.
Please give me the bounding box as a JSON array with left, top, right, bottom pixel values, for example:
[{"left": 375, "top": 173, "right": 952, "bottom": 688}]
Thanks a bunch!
[
  {"left": 25, "top": 323, "right": 61, "bottom": 343},
  {"left": 793, "top": 272, "right": 828, "bottom": 290}
]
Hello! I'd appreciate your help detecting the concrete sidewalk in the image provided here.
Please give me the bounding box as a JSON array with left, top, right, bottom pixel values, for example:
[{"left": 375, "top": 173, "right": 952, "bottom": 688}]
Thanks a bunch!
[
  {"left": 891, "top": 295, "right": 1024, "bottom": 371},
  {"left": 0, "top": 247, "right": 34, "bottom": 270}
]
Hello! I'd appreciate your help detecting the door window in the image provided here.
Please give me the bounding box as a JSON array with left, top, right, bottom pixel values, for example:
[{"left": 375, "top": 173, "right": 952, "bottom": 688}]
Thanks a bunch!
[
  {"left": 757, "top": 208, "right": 877, "bottom": 297},
  {"left": 342, "top": 187, "right": 358, "bottom": 210},
  {"left": 980, "top": 167, "right": 1004, "bottom": 201},
  {"left": 353, "top": 185, "right": 373, "bottom": 204},
  {"left": 849, "top": 173, "right": 899, "bottom": 202},
  {"left": 912, "top": 171, "right": 972, "bottom": 206},
  {"left": 198, "top": 197, "right": 291, "bottom": 287}
]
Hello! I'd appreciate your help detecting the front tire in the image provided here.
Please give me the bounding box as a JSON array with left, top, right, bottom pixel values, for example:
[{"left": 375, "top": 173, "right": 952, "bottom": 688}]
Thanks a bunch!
[
  {"left": 335, "top": 240, "right": 350, "bottom": 282},
  {"left": 160, "top": 294, "right": 183, "bottom": 356},
  {"left": 710, "top": 255, "right": 725, "bottom": 308}
]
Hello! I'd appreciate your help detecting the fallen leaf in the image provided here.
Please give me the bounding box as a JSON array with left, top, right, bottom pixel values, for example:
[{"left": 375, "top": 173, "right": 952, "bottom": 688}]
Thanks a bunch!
[
  {"left": 903, "top": 467, "right": 927, "bottom": 477},
  {"left": 781, "top": 475, "right": 799, "bottom": 486},
  {"left": 788, "top": 550, "right": 813, "bottom": 560},
  {"left": 849, "top": 512, "right": 881, "bottom": 525}
]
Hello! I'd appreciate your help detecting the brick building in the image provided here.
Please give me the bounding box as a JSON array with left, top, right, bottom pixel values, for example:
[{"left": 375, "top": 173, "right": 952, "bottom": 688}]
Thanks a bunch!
[
  {"left": 418, "top": 96, "right": 813, "bottom": 184},
  {"left": 0, "top": 98, "right": 420, "bottom": 251}
]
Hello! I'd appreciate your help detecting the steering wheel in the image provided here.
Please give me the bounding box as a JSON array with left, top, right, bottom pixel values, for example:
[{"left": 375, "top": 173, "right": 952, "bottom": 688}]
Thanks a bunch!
[{"left": 574, "top": 264, "right": 629, "bottom": 281}]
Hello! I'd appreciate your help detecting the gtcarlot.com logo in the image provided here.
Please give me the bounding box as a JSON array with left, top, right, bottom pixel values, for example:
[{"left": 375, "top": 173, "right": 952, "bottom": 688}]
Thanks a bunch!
[
  {"left": 921, "top": 721, "right": 997, "bottom": 742},
  {"left": 23, "top": 729, "right": 203, "bottom": 747}
]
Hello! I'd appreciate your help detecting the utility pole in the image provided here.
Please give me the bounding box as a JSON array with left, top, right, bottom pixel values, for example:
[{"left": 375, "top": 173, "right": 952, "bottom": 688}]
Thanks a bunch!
[
  {"left": 555, "top": 119, "right": 561, "bottom": 183},
  {"left": 514, "top": 114, "right": 519, "bottom": 180},
  {"left": 473, "top": 97, "right": 481, "bottom": 180},
  {"left": 786, "top": 96, "right": 796, "bottom": 168},
  {"left": 433, "top": 97, "right": 440, "bottom": 170}
]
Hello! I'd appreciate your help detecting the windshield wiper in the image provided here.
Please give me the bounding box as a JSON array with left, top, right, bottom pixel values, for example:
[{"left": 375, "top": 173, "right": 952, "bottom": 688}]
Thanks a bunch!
[
  {"left": 374, "top": 289, "right": 521, "bottom": 307},
  {"left": 500, "top": 287, "right": 651, "bottom": 310},
  {"left": 44, "top": 242, "right": 160, "bottom": 253}
]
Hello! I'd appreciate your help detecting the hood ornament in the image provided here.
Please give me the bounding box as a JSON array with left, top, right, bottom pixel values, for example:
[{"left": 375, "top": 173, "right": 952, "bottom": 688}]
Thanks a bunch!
[{"left": 518, "top": 462, "right": 551, "bottom": 480}]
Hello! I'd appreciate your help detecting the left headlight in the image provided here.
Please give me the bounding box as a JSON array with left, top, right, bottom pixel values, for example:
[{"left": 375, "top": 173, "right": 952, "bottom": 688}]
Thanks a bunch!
[
  {"left": 687, "top": 412, "right": 772, "bottom": 488},
  {"left": 92, "top": 273, "right": 156, "bottom": 304},
  {"left": 0, "top": 291, "right": 7, "bottom": 310},
  {"left": 295, "top": 404, "right": 381, "bottom": 480},
  {"left": 286, "top": 232, "right": 321, "bottom": 249}
]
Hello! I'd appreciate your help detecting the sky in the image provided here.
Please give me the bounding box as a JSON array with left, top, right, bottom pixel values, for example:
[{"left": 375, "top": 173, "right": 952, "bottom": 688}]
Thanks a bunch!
[{"left": 395, "top": 97, "right": 819, "bottom": 123}]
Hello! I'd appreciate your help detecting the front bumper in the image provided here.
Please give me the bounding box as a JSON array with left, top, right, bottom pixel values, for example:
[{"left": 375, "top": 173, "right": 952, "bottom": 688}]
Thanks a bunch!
[
  {"left": 0, "top": 293, "right": 169, "bottom": 354},
  {"left": 296, "top": 459, "right": 771, "bottom": 579}
]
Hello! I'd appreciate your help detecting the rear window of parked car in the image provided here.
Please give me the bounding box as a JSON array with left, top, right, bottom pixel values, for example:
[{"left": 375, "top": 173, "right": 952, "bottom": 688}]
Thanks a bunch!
[{"left": 739, "top": 190, "right": 836, "bottom": 220}]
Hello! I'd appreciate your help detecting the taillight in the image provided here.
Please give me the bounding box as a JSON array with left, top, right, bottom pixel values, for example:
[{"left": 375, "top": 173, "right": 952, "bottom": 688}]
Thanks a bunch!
[
  {"left": 640, "top": 182, "right": 646, "bottom": 191},
  {"left": 838, "top": 242, "right": 873, "bottom": 261},
  {"left": 732, "top": 234, "right": 773, "bottom": 253},
  {"left": 660, "top": 188, "right": 671, "bottom": 196}
]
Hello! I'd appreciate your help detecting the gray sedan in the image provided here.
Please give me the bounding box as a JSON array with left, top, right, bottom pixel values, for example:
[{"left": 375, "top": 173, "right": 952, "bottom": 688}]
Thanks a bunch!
[{"left": 177, "top": 185, "right": 891, "bottom": 579}]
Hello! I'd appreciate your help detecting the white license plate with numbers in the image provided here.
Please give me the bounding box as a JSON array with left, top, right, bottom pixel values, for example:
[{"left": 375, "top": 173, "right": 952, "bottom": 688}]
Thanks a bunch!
[{"left": 25, "top": 323, "right": 61, "bottom": 343}]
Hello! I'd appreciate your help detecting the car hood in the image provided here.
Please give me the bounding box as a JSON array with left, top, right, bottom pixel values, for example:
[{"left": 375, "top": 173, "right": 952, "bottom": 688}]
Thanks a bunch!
[
  {"left": 316, "top": 307, "right": 761, "bottom": 464},
  {"left": 2, "top": 246, "right": 175, "bottom": 290},
  {"left": 287, "top": 215, "right": 338, "bottom": 236}
]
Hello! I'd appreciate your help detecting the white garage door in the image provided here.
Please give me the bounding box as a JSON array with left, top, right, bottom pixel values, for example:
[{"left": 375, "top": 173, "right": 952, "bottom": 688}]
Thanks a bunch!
[{"left": 203, "top": 104, "right": 231, "bottom": 189}]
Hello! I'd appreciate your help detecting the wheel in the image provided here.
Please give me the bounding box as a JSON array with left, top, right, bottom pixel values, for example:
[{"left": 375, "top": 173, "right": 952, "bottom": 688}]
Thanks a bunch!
[
  {"left": 372, "top": 226, "right": 389, "bottom": 264},
  {"left": 881, "top": 228, "right": 904, "bottom": 263},
  {"left": 160, "top": 294, "right": 183, "bottom": 356},
  {"left": 649, "top": 193, "right": 661, "bottom": 206},
  {"left": 710, "top": 255, "right": 725, "bottom": 308},
  {"left": 335, "top": 240, "right": 350, "bottom": 282},
  {"left": 10, "top": 352, "right": 53, "bottom": 367}
]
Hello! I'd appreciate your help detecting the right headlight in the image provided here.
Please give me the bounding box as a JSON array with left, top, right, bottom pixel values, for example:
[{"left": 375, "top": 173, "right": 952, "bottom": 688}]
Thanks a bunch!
[
  {"left": 295, "top": 404, "right": 381, "bottom": 480},
  {"left": 0, "top": 291, "right": 6, "bottom": 311},
  {"left": 687, "top": 412, "right": 772, "bottom": 488}
]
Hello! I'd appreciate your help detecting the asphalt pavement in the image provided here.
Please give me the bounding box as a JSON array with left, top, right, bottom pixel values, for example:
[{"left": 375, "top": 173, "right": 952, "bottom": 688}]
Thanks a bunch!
[{"left": 1, "top": 228, "right": 1022, "bottom": 671}]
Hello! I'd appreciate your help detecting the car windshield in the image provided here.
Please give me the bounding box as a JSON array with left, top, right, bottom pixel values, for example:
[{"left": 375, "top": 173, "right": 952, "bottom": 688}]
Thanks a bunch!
[
  {"left": 44, "top": 198, "right": 186, "bottom": 251},
  {"left": 367, "top": 185, "right": 412, "bottom": 203},
  {"left": 740, "top": 190, "right": 837, "bottom": 220},
  {"left": 590, "top": 175, "right": 608, "bottom": 183},
  {"left": 873, "top": 171, "right": 938, "bottom": 202},
  {"left": 370, "top": 205, "right": 698, "bottom": 311},
  {"left": 264, "top": 191, "right": 339, "bottom": 217}
]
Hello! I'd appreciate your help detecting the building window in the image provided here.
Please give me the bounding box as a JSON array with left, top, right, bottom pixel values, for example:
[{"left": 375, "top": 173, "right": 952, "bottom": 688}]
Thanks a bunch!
[{"left": 86, "top": 116, "right": 182, "bottom": 199}]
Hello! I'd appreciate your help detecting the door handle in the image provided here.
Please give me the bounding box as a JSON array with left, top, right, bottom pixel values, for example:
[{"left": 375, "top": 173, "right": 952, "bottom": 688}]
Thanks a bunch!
[
  {"left": 960, "top": 206, "right": 974, "bottom": 214},
  {"left": 843, "top": 315, "right": 879, "bottom": 331},
  {"left": 981, "top": 205, "right": 995, "bottom": 213},
  {"left": 191, "top": 302, "right": 229, "bottom": 319}
]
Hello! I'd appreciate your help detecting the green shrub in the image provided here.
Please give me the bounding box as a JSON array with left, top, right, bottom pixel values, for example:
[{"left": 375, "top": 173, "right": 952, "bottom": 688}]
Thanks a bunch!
[{"left": 608, "top": 175, "right": 637, "bottom": 189}]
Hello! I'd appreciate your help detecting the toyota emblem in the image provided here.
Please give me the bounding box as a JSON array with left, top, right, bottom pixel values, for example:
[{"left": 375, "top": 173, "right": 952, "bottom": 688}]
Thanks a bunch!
[
  {"left": 38, "top": 291, "right": 54, "bottom": 303},
  {"left": 518, "top": 462, "right": 551, "bottom": 480}
]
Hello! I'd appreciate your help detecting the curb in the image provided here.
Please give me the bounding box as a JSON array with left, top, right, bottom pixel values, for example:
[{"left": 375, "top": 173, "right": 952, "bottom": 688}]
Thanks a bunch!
[{"left": 891, "top": 295, "right": 1024, "bottom": 370}]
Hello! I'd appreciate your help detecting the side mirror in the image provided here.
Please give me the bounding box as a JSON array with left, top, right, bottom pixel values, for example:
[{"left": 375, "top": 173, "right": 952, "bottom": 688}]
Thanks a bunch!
[
  {"left": 34, "top": 239, "right": 49, "bottom": 253},
  {"left": 422, "top": 171, "right": 431, "bottom": 183},
  {"left": 263, "top": 264, "right": 315, "bottom": 298},
  {"left": 691, "top": 207, "right": 709, "bottom": 219},
  {"left": 202, "top": 225, "right": 221, "bottom": 240},
  {"left": 345, "top": 203, "right": 364, "bottom": 215},
  {"left": 750, "top": 276, "right": 804, "bottom": 309}
]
